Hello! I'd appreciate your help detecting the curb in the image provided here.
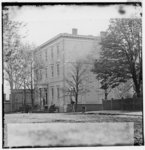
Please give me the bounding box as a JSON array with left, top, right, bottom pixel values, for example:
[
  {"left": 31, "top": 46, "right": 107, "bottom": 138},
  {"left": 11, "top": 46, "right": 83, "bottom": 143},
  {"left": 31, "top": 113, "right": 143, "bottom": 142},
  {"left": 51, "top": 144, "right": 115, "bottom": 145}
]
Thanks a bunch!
[{"left": 86, "top": 112, "right": 142, "bottom": 117}]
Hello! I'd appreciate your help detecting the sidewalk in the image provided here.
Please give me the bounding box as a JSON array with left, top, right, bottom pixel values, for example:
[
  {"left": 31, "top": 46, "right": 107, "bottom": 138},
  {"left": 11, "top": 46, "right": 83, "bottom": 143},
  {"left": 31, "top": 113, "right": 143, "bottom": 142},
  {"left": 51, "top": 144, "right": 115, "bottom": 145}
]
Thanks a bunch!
[{"left": 85, "top": 110, "right": 143, "bottom": 117}]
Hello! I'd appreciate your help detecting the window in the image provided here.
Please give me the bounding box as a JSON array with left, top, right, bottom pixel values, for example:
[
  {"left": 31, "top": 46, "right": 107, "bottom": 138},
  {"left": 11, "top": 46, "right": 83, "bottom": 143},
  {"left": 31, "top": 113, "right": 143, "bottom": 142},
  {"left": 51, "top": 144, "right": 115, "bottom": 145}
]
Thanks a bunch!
[
  {"left": 57, "top": 45, "right": 59, "bottom": 58},
  {"left": 56, "top": 63, "right": 60, "bottom": 76},
  {"left": 51, "top": 65, "right": 54, "bottom": 77},
  {"left": 45, "top": 92, "right": 48, "bottom": 105},
  {"left": 57, "top": 86, "right": 60, "bottom": 99},
  {"left": 45, "top": 68, "right": 47, "bottom": 78},
  {"left": 40, "top": 69, "right": 42, "bottom": 80},
  {"left": 35, "top": 70, "right": 39, "bottom": 80},
  {"left": 51, "top": 47, "right": 53, "bottom": 59},
  {"left": 51, "top": 87, "right": 54, "bottom": 100},
  {"left": 40, "top": 53, "right": 42, "bottom": 60},
  {"left": 45, "top": 50, "right": 47, "bottom": 61}
]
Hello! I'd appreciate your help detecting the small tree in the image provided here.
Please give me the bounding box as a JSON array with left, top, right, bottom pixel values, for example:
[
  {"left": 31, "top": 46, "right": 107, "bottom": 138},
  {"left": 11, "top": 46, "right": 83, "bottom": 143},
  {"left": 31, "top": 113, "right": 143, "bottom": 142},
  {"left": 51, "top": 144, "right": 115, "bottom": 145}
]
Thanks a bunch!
[
  {"left": 64, "top": 60, "right": 90, "bottom": 112},
  {"left": 33, "top": 49, "right": 46, "bottom": 108}
]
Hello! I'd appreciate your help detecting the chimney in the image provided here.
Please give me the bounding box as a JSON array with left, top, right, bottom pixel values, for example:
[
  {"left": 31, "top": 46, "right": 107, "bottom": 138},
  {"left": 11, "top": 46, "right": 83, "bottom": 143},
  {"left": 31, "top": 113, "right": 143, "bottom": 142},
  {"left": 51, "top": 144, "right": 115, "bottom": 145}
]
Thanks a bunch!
[{"left": 72, "top": 28, "right": 78, "bottom": 35}]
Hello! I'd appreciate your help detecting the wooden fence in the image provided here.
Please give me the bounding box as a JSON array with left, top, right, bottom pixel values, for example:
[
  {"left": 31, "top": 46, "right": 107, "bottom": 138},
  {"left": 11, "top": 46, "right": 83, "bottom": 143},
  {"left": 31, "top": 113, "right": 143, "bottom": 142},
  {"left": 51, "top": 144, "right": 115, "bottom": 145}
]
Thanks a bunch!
[
  {"left": 102, "top": 97, "right": 143, "bottom": 111},
  {"left": 4, "top": 101, "right": 11, "bottom": 113}
]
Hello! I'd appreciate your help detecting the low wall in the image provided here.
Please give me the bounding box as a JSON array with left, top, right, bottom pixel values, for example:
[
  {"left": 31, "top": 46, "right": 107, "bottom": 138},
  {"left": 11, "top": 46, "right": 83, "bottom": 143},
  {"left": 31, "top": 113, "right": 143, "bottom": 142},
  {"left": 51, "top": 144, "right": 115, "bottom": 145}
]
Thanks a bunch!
[
  {"left": 10, "top": 89, "right": 34, "bottom": 112},
  {"left": 67, "top": 104, "right": 103, "bottom": 112},
  {"left": 102, "top": 97, "right": 143, "bottom": 111},
  {"left": 4, "top": 101, "right": 11, "bottom": 113}
]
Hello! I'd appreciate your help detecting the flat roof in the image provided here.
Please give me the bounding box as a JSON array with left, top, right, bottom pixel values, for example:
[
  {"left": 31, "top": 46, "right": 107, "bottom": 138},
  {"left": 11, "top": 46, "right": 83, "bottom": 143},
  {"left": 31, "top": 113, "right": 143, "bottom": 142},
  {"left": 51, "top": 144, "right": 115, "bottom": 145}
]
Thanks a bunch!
[{"left": 34, "top": 33, "right": 100, "bottom": 53}]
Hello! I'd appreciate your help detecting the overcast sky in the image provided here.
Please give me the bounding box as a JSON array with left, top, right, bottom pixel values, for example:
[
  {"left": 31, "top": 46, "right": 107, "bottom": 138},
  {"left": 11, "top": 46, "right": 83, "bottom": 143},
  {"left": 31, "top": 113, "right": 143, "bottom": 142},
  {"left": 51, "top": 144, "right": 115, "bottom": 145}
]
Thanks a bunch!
[
  {"left": 8, "top": 4, "right": 141, "bottom": 46},
  {"left": 4, "top": 4, "right": 141, "bottom": 99}
]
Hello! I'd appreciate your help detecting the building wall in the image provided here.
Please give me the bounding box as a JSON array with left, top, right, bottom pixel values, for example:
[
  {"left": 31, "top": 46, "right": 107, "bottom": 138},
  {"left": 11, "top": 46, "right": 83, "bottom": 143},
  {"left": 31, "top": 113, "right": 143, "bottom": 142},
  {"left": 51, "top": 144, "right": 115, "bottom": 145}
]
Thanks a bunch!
[
  {"left": 34, "top": 38, "right": 64, "bottom": 85},
  {"left": 63, "top": 36, "right": 103, "bottom": 105},
  {"left": 34, "top": 31, "right": 133, "bottom": 112},
  {"left": 34, "top": 34, "right": 104, "bottom": 111},
  {"left": 34, "top": 37, "right": 65, "bottom": 110},
  {"left": 64, "top": 37, "right": 99, "bottom": 62}
]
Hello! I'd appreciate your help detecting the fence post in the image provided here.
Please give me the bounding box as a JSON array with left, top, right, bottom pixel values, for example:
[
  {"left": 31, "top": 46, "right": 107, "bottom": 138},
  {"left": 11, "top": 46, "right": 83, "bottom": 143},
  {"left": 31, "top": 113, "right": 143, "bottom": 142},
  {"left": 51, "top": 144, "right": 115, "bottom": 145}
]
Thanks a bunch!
[
  {"left": 102, "top": 99, "right": 104, "bottom": 110},
  {"left": 121, "top": 97, "right": 124, "bottom": 110},
  {"left": 111, "top": 98, "right": 113, "bottom": 110},
  {"left": 132, "top": 98, "right": 134, "bottom": 111}
]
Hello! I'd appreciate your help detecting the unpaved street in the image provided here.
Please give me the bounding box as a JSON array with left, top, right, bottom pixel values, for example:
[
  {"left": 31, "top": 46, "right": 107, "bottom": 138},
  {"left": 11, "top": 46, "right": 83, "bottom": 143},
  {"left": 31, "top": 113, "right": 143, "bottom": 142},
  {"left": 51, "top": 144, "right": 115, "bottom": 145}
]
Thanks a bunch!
[{"left": 4, "top": 112, "right": 143, "bottom": 147}]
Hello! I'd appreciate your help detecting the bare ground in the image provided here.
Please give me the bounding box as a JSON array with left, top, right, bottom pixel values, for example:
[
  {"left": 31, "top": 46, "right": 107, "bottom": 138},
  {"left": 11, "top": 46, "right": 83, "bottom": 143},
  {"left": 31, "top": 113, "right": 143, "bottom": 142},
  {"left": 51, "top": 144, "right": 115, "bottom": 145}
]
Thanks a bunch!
[{"left": 3, "top": 113, "right": 143, "bottom": 147}]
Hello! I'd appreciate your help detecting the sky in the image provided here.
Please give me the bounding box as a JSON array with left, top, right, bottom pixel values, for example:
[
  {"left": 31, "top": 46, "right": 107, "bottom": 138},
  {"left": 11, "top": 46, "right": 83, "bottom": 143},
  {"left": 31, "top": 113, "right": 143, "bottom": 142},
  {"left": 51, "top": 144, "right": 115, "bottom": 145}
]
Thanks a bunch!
[
  {"left": 9, "top": 4, "right": 141, "bottom": 46},
  {"left": 4, "top": 4, "right": 141, "bottom": 99}
]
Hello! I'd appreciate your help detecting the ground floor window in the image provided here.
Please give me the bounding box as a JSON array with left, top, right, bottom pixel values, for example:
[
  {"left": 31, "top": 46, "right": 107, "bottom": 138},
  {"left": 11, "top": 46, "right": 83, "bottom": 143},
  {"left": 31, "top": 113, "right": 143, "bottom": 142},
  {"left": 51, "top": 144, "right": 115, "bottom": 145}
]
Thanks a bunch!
[
  {"left": 51, "top": 86, "right": 54, "bottom": 101},
  {"left": 57, "top": 85, "right": 60, "bottom": 99}
]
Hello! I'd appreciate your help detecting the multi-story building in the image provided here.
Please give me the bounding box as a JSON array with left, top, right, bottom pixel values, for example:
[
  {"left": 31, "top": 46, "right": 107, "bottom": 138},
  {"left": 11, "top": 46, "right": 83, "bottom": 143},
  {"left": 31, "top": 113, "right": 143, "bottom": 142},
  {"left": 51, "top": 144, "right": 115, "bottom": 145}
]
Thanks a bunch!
[{"left": 33, "top": 28, "right": 131, "bottom": 112}]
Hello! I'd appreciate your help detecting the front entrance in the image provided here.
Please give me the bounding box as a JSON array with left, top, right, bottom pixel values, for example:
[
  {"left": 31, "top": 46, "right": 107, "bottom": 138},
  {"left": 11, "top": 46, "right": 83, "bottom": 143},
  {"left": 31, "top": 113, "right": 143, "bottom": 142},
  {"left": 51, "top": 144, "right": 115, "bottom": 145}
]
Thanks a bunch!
[{"left": 39, "top": 87, "right": 48, "bottom": 110}]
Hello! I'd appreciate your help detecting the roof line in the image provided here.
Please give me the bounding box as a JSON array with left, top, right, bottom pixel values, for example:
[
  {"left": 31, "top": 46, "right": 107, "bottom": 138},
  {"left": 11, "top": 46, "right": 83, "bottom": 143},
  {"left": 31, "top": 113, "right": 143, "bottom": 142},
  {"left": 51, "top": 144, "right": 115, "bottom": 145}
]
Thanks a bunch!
[{"left": 34, "top": 33, "right": 99, "bottom": 52}]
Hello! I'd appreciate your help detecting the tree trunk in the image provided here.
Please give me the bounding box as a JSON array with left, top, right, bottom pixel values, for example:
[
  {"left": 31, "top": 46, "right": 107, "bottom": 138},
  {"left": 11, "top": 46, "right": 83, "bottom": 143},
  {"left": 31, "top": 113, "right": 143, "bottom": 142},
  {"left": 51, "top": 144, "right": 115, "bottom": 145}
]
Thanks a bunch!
[
  {"left": 30, "top": 78, "right": 34, "bottom": 108},
  {"left": 75, "top": 93, "right": 78, "bottom": 112},
  {"left": 10, "top": 81, "right": 13, "bottom": 112},
  {"left": 104, "top": 76, "right": 108, "bottom": 100},
  {"left": 24, "top": 78, "right": 26, "bottom": 112},
  {"left": 135, "top": 87, "right": 141, "bottom": 97},
  {"left": 130, "top": 62, "right": 141, "bottom": 98},
  {"left": 30, "top": 61, "right": 34, "bottom": 109},
  {"left": 105, "top": 89, "right": 108, "bottom": 100},
  {"left": 31, "top": 89, "right": 33, "bottom": 108}
]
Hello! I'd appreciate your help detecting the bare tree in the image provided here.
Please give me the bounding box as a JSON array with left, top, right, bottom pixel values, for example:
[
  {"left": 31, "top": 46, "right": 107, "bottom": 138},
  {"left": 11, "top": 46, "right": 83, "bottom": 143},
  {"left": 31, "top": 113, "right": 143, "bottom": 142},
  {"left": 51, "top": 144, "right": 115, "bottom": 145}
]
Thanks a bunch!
[
  {"left": 17, "top": 45, "right": 35, "bottom": 109},
  {"left": 14, "top": 44, "right": 45, "bottom": 109},
  {"left": 64, "top": 60, "right": 90, "bottom": 112},
  {"left": 3, "top": 7, "right": 26, "bottom": 111},
  {"left": 32, "top": 49, "right": 46, "bottom": 109}
]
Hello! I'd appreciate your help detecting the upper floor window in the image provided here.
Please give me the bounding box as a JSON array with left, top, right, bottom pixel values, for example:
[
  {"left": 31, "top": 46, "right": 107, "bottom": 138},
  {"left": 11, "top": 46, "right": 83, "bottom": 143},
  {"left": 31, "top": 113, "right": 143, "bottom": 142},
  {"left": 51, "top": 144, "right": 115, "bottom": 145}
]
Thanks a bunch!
[
  {"left": 35, "top": 69, "right": 39, "bottom": 80},
  {"left": 56, "top": 63, "right": 60, "bottom": 76},
  {"left": 57, "top": 45, "right": 59, "bottom": 58},
  {"left": 40, "top": 52, "right": 42, "bottom": 60},
  {"left": 45, "top": 68, "right": 47, "bottom": 78},
  {"left": 51, "top": 65, "right": 54, "bottom": 77},
  {"left": 45, "top": 49, "right": 47, "bottom": 61},
  {"left": 39, "top": 69, "right": 42, "bottom": 80},
  {"left": 51, "top": 47, "right": 53, "bottom": 59}
]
